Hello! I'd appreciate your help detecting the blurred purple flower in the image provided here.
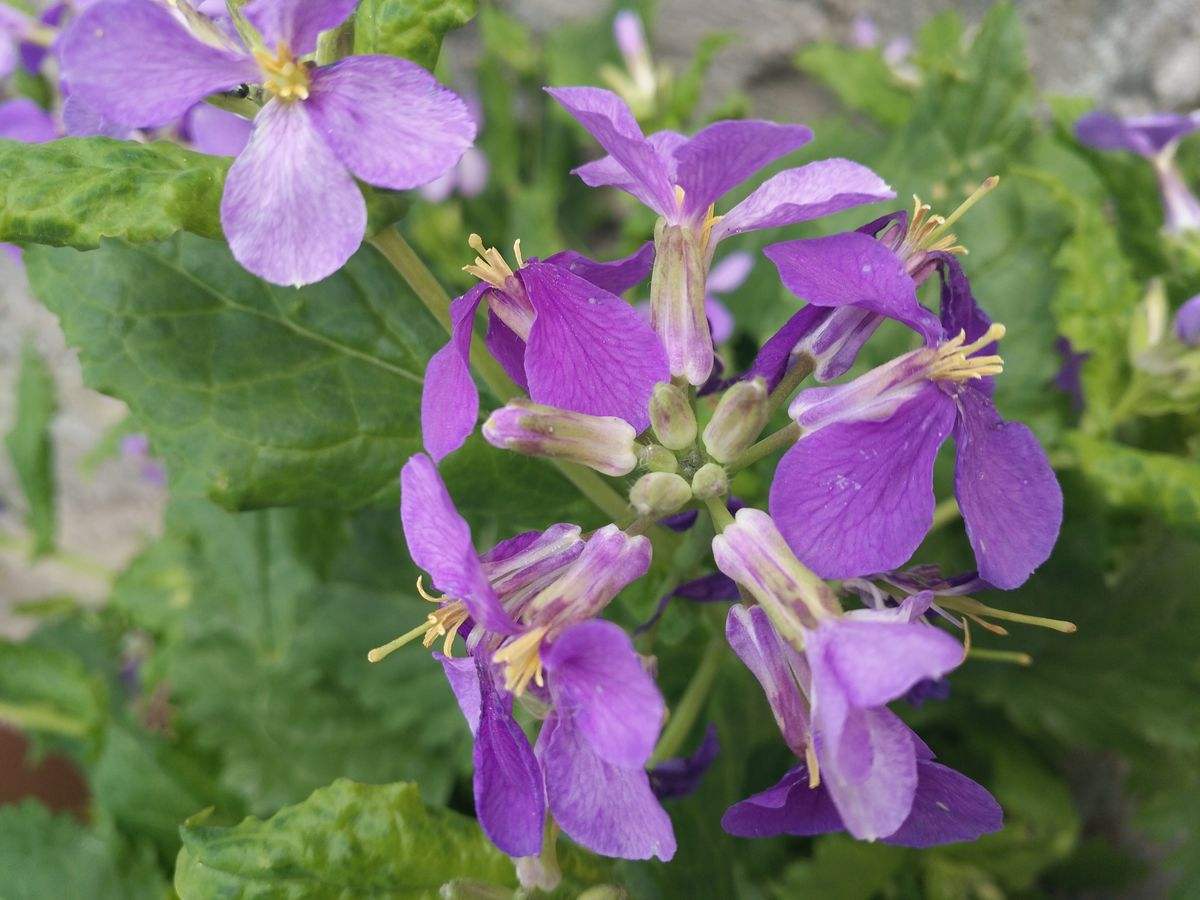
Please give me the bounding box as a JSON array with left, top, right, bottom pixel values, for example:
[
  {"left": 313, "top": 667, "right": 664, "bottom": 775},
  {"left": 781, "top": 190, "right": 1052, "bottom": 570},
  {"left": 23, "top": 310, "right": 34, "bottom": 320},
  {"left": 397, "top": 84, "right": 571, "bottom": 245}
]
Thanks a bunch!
[
  {"left": 120, "top": 433, "right": 167, "bottom": 486},
  {"left": 1175, "top": 294, "right": 1200, "bottom": 346},
  {"left": 650, "top": 725, "right": 720, "bottom": 800},
  {"left": 1053, "top": 335, "right": 1089, "bottom": 410}
]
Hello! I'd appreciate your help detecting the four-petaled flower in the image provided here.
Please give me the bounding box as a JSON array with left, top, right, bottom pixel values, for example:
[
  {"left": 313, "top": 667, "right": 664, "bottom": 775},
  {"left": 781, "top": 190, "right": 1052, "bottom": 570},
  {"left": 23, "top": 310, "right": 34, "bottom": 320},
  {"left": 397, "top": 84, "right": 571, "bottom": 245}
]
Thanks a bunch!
[{"left": 59, "top": 0, "right": 475, "bottom": 285}]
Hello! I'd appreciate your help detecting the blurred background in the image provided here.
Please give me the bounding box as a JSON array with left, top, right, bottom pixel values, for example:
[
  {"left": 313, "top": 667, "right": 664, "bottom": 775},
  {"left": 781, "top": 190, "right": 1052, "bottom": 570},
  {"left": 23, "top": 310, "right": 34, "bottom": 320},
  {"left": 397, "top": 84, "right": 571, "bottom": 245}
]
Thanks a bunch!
[{"left": 2, "top": 1, "right": 1199, "bottom": 897}]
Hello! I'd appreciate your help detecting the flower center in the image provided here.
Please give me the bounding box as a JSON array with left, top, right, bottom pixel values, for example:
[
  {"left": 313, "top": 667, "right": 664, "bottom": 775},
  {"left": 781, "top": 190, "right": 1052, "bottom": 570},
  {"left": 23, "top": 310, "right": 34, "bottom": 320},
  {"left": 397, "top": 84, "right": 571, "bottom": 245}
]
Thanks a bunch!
[
  {"left": 463, "top": 233, "right": 525, "bottom": 289},
  {"left": 672, "top": 185, "right": 722, "bottom": 251},
  {"left": 928, "top": 323, "right": 1007, "bottom": 383},
  {"left": 896, "top": 176, "right": 999, "bottom": 261},
  {"left": 254, "top": 43, "right": 310, "bottom": 102},
  {"left": 492, "top": 626, "right": 549, "bottom": 696}
]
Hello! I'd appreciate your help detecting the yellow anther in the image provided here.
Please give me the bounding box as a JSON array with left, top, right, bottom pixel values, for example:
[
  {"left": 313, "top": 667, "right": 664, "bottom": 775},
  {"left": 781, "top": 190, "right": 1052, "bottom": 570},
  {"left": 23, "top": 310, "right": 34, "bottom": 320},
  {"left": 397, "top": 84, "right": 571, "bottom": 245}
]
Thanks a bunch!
[
  {"left": 492, "top": 626, "right": 549, "bottom": 696},
  {"left": 421, "top": 601, "right": 470, "bottom": 657},
  {"left": 463, "top": 233, "right": 521, "bottom": 288},
  {"left": 902, "top": 177, "right": 999, "bottom": 258},
  {"left": 254, "top": 43, "right": 310, "bottom": 101},
  {"left": 805, "top": 744, "right": 821, "bottom": 789},
  {"left": 929, "top": 324, "right": 1008, "bottom": 383},
  {"left": 416, "top": 575, "right": 444, "bottom": 604},
  {"left": 674, "top": 184, "right": 686, "bottom": 206}
]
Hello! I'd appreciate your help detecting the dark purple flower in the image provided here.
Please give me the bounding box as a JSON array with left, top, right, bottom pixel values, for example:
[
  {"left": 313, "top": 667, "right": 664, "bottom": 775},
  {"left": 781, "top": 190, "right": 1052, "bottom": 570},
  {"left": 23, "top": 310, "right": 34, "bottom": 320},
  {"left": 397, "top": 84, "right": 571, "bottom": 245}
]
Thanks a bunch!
[
  {"left": 633, "top": 571, "right": 741, "bottom": 635},
  {"left": 765, "top": 215, "right": 1061, "bottom": 589},
  {"left": 649, "top": 725, "right": 720, "bottom": 800},
  {"left": 1052, "top": 336, "right": 1090, "bottom": 411},
  {"left": 548, "top": 86, "right": 893, "bottom": 385},
  {"left": 386, "top": 454, "right": 675, "bottom": 863},
  {"left": 1075, "top": 111, "right": 1200, "bottom": 234},
  {"left": 59, "top": 0, "right": 475, "bottom": 285},
  {"left": 421, "top": 240, "right": 665, "bottom": 461},
  {"left": 1175, "top": 294, "right": 1200, "bottom": 347}
]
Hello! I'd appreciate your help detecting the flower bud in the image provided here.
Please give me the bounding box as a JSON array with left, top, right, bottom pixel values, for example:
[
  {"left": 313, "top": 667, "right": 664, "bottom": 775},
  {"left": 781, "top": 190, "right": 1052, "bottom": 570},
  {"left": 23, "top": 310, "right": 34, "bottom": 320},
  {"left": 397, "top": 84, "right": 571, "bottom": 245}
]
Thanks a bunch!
[
  {"left": 651, "top": 220, "right": 712, "bottom": 385},
  {"left": 639, "top": 443, "right": 678, "bottom": 473},
  {"left": 703, "top": 378, "right": 769, "bottom": 464},
  {"left": 649, "top": 382, "right": 697, "bottom": 450},
  {"left": 483, "top": 400, "right": 637, "bottom": 476},
  {"left": 691, "top": 462, "right": 728, "bottom": 500},
  {"left": 630, "top": 472, "right": 692, "bottom": 517}
]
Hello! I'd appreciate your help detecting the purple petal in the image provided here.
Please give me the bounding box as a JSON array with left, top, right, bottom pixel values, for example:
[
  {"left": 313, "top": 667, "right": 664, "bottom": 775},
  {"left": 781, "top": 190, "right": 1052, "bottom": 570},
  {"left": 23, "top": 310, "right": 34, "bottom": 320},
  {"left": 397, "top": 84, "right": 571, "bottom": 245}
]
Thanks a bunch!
[
  {"left": 399, "top": 454, "right": 518, "bottom": 634},
  {"left": 807, "top": 617, "right": 963, "bottom": 710},
  {"left": 706, "top": 297, "right": 735, "bottom": 344},
  {"left": 1157, "top": 158, "right": 1200, "bottom": 234},
  {"left": 743, "top": 305, "right": 828, "bottom": 390},
  {"left": 58, "top": 0, "right": 257, "bottom": 128},
  {"left": 472, "top": 651, "right": 547, "bottom": 858},
  {"left": 61, "top": 91, "right": 131, "bottom": 139},
  {"left": 537, "top": 712, "right": 676, "bottom": 861},
  {"left": 307, "top": 56, "right": 475, "bottom": 191},
  {"left": 421, "top": 284, "right": 489, "bottom": 461},
  {"left": 884, "top": 760, "right": 1003, "bottom": 847},
  {"left": 0, "top": 33, "right": 15, "bottom": 81},
  {"left": 543, "top": 619, "right": 664, "bottom": 769},
  {"left": 770, "top": 384, "right": 956, "bottom": 579},
  {"left": 952, "top": 387, "right": 1062, "bottom": 590},
  {"left": 649, "top": 725, "right": 720, "bottom": 801},
  {"left": 437, "top": 652, "right": 482, "bottom": 733},
  {"left": 725, "top": 606, "right": 810, "bottom": 755},
  {"left": 934, "top": 255, "right": 995, "bottom": 393},
  {"left": 634, "top": 571, "right": 740, "bottom": 636},
  {"left": 221, "top": 99, "right": 365, "bottom": 286},
  {"left": 184, "top": 103, "right": 252, "bottom": 156},
  {"left": 815, "top": 706, "right": 918, "bottom": 841},
  {"left": 244, "top": 0, "right": 356, "bottom": 56},
  {"left": 0, "top": 98, "right": 57, "bottom": 142},
  {"left": 673, "top": 120, "right": 812, "bottom": 221},
  {"left": 484, "top": 309, "right": 530, "bottom": 389},
  {"left": 528, "top": 526, "right": 650, "bottom": 627},
  {"left": 765, "top": 231, "right": 942, "bottom": 344},
  {"left": 1175, "top": 294, "right": 1200, "bottom": 346},
  {"left": 547, "top": 86, "right": 676, "bottom": 217},
  {"left": 707, "top": 251, "right": 754, "bottom": 295},
  {"left": 721, "top": 764, "right": 843, "bottom": 838},
  {"left": 713, "top": 159, "right": 894, "bottom": 242},
  {"left": 518, "top": 259, "right": 668, "bottom": 430},
  {"left": 1075, "top": 110, "right": 1200, "bottom": 158},
  {"left": 543, "top": 242, "right": 655, "bottom": 295}
]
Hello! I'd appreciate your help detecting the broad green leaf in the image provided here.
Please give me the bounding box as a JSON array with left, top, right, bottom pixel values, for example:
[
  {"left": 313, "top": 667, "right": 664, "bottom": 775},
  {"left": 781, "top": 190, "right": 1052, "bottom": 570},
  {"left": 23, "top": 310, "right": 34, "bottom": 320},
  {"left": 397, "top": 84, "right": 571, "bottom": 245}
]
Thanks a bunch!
[
  {"left": 773, "top": 838, "right": 907, "bottom": 899},
  {"left": 5, "top": 342, "right": 57, "bottom": 555},
  {"left": 0, "top": 138, "right": 227, "bottom": 248},
  {"left": 0, "top": 640, "right": 106, "bottom": 739},
  {"left": 796, "top": 45, "right": 914, "bottom": 128},
  {"left": 174, "top": 780, "right": 516, "bottom": 898},
  {"left": 0, "top": 801, "right": 168, "bottom": 900},
  {"left": 353, "top": 0, "right": 477, "bottom": 70},
  {"left": 25, "top": 234, "right": 444, "bottom": 510},
  {"left": 1069, "top": 436, "right": 1200, "bottom": 535}
]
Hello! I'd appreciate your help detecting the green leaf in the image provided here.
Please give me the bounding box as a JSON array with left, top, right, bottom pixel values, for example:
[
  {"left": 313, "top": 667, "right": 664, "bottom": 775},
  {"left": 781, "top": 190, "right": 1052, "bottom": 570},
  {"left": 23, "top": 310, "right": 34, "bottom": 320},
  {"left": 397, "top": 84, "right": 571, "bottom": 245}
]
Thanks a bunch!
[
  {"left": 5, "top": 342, "right": 57, "bottom": 555},
  {"left": 773, "top": 838, "right": 907, "bottom": 899},
  {"left": 1069, "top": 436, "right": 1200, "bottom": 535},
  {"left": 796, "top": 45, "right": 914, "bottom": 128},
  {"left": 0, "top": 801, "right": 168, "bottom": 900},
  {"left": 0, "top": 138, "right": 228, "bottom": 248},
  {"left": 0, "top": 640, "right": 106, "bottom": 739},
  {"left": 174, "top": 780, "right": 515, "bottom": 898},
  {"left": 24, "top": 234, "right": 444, "bottom": 510},
  {"left": 353, "top": 0, "right": 478, "bottom": 70}
]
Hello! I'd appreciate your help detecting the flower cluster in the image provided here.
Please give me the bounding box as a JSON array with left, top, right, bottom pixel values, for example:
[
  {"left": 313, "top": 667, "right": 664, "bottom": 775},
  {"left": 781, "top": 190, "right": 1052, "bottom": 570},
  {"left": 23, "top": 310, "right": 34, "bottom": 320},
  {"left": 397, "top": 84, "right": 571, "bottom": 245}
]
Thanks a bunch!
[{"left": 366, "top": 82, "right": 1070, "bottom": 883}]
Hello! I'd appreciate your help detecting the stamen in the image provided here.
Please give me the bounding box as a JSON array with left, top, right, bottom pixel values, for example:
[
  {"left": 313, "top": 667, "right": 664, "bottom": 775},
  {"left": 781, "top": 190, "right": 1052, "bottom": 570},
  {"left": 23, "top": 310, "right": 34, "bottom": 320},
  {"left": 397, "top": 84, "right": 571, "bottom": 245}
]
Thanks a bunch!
[
  {"left": 416, "top": 575, "right": 444, "bottom": 604},
  {"left": 367, "top": 619, "right": 436, "bottom": 663},
  {"left": 937, "top": 595, "right": 1077, "bottom": 633},
  {"left": 805, "top": 743, "right": 821, "bottom": 788},
  {"left": 927, "top": 176, "right": 1000, "bottom": 242},
  {"left": 674, "top": 185, "right": 686, "bottom": 207},
  {"left": 492, "top": 626, "right": 549, "bottom": 696},
  {"left": 463, "top": 233, "right": 520, "bottom": 288},
  {"left": 421, "top": 601, "right": 470, "bottom": 657},
  {"left": 700, "top": 203, "right": 722, "bottom": 253},
  {"left": 929, "top": 325, "right": 1007, "bottom": 382},
  {"left": 254, "top": 43, "right": 310, "bottom": 102},
  {"left": 901, "top": 177, "right": 998, "bottom": 258},
  {"left": 968, "top": 647, "right": 1033, "bottom": 666}
]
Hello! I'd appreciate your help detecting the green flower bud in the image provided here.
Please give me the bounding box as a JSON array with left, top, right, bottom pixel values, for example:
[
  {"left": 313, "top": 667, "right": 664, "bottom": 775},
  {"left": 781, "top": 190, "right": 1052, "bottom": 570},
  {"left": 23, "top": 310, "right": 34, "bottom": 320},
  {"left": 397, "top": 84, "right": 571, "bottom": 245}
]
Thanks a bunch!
[
  {"left": 629, "top": 472, "right": 692, "bottom": 517},
  {"left": 691, "top": 462, "right": 728, "bottom": 500},
  {"left": 703, "top": 378, "right": 769, "bottom": 464},
  {"left": 638, "top": 443, "right": 678, "bottom": 473},
  {"left": 649, "top": 382, "right": 698, "bottom": 450}
]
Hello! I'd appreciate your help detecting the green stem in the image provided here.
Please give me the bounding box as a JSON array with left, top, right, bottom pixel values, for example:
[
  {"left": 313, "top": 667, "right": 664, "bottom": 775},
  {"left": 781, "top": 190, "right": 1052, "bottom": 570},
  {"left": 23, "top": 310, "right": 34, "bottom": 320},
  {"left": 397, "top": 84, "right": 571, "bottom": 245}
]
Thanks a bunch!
[
  {"left": 204, "top": 93, "right": 260, "bottom": 120},
  {"left": 931, "top": 497, "right": 961, "bottom": 531},
  {"left": 767, "top": 355, "right": 815, "bottom": 414},
  {"left": 649, "top": 633, "right": 724, "bottom": 766},
  {"left": 726, "top": 422, "right": 800, "bottom": 473},
  {"left": 703, "top": 494, "right": 734, "bottom": 531},
  {"left": 968, "top": 648, "right": 1033, "bottom": 666}
]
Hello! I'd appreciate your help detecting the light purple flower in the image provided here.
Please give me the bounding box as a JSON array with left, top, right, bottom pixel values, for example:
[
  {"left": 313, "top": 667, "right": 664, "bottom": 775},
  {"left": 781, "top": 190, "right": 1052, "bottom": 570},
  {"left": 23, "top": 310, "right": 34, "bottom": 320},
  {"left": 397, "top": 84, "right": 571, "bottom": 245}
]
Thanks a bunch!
[
  {"left": 392, "top": 455, "right": 674, "bottom": 862},
  {"left": 0, "top": 3, "right": 35, "bottom": 80},
  {"left": 182, "top": 102, "right": 253, "bottom": 156},
  {"left": 548, "top": 85, "right": 893, "bottom": 384},
  {"left": 420, "top": 95, "right": 488, "bottom": 201},
  {"left": 765, "top": 217, "right": 1061, "bottom": 589},
  {"left": 714, "top": 528, "right": 997, "bottom": 847},
  {"left": 1175, "top": 294, "right": 1200, "bottom": 346},
  {"left": 850, "top": 14, "right": 879, "bottom": 49},
  {"left": 1052, "top": 335, "right": 1090, "bottom": 411},
  {"left": 1076, "top": 110, "right": 1200, "bottom": 234},
  {"left": 421, "top": 240, "right": 666, "bottom": 461},
  {"left": 120, "top": 432, "right": 167, "bottom": 486},
  {"left": 59, "top": 0, "right": 475, "bottom": 285}
]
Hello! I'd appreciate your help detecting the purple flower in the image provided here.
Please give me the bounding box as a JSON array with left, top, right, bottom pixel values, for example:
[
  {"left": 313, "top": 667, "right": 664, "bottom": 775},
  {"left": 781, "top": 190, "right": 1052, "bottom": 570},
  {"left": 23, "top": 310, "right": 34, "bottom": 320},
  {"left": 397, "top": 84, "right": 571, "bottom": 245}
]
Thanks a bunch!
[
  {"left": 421, "top": 239, "right": 666, "bottom": 461},
  {"left": 850, "top": 14, "right": 879, "bottom": 49},
  {"left": 59, "top": 0, "right": 475, "bottom": 285},
  {"left": 420, "top": 95, "right": 488, "bottom": 202},
  {"left": 120, "top": 432, "right": 167, "bottom": 487},
  {"left": 764, "top": 207, "right": 1062, "bottom": 589},
  {"left": 548, "top": 86, "right": 893, "bottom": 385},
  {"left": 1175, "top": 294, "right": 1200, "bottom": 347},
  {"left": 711, "top": 513, "right": 999, "bottom": 845},
  {"left": 1052, "top": 335, "right": 1090, "bottom": 411},
  {"left": 381, "top": 455, "right": 675, "bottom": 863},
  {"left": 1075, "top": 110, "right": 1200, "bottom": 234},
  {"left": 182, "top": 103, "right": 253, "bottom": 157},
  {"left": 0, "top": 3, "right": 35, "bottom": 80}
]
